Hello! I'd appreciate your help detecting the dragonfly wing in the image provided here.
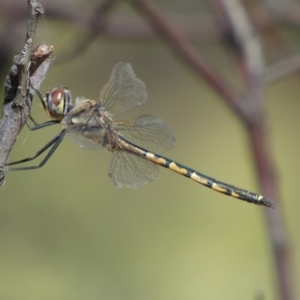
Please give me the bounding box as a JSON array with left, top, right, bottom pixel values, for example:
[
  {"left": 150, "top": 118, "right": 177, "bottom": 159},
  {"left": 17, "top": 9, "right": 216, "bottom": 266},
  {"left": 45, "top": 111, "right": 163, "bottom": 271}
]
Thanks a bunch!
[
  {"left": 67, "top": 129, "right": 105, "bottom": 150},
  {"left": 99, "top": 62, "right": 147, "bottom": 116},
  {"left": 115, "top": 115, "right": 176, "bottom": 154},
  {"left": 108, "top": 150, "right": 159, "bottom": 188},
  {"left": 65, "top": 113, "right": 106, "bottom": 150}
]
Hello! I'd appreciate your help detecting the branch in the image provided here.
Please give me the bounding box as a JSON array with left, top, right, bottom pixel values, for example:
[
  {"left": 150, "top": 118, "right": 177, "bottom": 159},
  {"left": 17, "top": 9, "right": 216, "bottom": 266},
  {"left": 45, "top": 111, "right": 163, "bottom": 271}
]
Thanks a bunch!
[
  {"left": 128, "top": 0, "right": 253, "bottom": 121},
  {"left": 0, "top": 0, "right": 53, "bottom": 187},
  {"left": 213, "top": 1, "right": 292, "bottom": 299},
  {"left": 213, "top": 0, "right": 264, "bottom": 93}
]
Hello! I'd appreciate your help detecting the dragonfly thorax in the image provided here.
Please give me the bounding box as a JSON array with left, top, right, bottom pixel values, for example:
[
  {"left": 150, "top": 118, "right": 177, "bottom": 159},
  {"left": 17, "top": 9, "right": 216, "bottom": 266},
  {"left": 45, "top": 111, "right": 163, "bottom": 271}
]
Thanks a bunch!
[{"left": 61, "top": 99, "right": 118, "bottom": 149}]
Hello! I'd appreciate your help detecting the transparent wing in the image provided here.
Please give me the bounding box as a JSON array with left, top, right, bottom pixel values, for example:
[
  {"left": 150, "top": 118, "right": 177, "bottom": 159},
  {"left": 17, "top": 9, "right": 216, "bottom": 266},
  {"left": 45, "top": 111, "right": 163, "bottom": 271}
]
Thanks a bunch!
[
  {"left": 108, "top": 150, "right": 159, "bottom": 188},
  {"left": 99, "top": 62, "right": 147, "bottom": 116},
  {"left": 67, "top": 129, "right": 105, "bottom": 150},
  {"left": 115, "top": 115, "right": 176, "bottom": 154},
  {"left": 65, "top": 113, "right": 107, "bottom": 150}
]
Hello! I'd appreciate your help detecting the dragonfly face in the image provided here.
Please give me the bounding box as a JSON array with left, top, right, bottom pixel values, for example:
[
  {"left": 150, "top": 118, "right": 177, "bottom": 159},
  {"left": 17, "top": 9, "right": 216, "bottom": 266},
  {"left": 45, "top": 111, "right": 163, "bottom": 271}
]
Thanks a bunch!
[
  {"left": 5, "top": 62, "right": 274, "bottom": 207},
  {"left": 43, "top": 87, "right": 72, "bottom": 120}
]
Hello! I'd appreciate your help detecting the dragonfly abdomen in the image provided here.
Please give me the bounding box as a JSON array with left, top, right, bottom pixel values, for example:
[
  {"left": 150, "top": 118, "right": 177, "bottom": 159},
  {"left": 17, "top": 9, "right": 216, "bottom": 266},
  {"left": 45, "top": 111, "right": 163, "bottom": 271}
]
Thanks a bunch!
[{"left": 137, "top": 147, "right": 274, "bottom": 208}]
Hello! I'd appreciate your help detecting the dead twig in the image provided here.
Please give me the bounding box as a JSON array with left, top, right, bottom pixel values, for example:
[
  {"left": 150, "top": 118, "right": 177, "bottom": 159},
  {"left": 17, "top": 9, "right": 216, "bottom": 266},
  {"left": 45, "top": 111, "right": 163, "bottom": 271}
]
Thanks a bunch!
[{"left": 0, "top": 0, "right": 53, "bottom": 187}]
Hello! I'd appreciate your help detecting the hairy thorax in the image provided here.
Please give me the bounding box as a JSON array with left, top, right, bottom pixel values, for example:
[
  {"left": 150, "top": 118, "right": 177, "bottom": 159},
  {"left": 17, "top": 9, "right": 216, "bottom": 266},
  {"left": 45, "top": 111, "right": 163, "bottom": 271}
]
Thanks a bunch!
[{"left": 61, "top": 99, "right": 119, "bottom": 149}]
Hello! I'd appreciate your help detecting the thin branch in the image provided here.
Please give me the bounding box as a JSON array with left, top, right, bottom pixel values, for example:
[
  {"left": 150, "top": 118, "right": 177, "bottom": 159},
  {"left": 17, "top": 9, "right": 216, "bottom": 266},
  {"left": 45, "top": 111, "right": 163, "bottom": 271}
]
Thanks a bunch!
[
  {"left": 213, "top": 1, "right": 292, "bottom": 299},
  {"left": 0, "top": 2, "right": 222, "bottom": 41},
  {"left": 248, "top": 120, "right": 292, "bottom": 300},
  {"left": 0, "top": 1, "right": 53, "bottom": 187},
  {"left": 213, "top": 0, "right": 264, "bottom": 93},
  {"left": 128, "top": 0, "right": 255, "bottom": 121},
  {"left": 2, "top": 1, "right": 300, "bottom": 73}
]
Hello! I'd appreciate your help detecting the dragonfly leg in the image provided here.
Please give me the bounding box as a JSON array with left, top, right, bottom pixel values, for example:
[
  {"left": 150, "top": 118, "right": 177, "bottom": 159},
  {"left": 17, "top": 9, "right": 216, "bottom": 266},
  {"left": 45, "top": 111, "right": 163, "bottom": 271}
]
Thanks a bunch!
[
  {"left": 5, "top": 130, "right": 66, "bottom": 171},
  {"left": 25, "top": 85, "right": 60, "bottom": 131},
  {"left": 26, "top": 115, "right": 60, "bottom": 131}
]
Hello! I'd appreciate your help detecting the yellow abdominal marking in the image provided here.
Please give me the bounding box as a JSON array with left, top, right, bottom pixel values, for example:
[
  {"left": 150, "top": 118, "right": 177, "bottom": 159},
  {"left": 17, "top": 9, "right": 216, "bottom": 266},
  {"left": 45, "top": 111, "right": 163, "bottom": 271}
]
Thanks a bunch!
[
  {"left": 230, "top": 191, "right": 240, "bottom": 198},
  {"left": 190, "top": 172, "right": 209, "bottom": 185},
  {"left": 145, "top": 152, "right": 167, "bottom": 165},
  {"left": 169, "top": 162, "right": 188, "bottom": 175},
  {"left": 211, "top": 183, "right": 227, "bottom": 193}
]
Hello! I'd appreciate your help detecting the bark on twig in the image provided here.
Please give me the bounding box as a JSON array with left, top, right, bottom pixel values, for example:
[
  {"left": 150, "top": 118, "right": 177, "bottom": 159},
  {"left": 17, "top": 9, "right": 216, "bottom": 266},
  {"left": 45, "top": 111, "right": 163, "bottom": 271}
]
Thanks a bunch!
[{"left": 0, "top": 0, "right": 53, "bottom": 187}]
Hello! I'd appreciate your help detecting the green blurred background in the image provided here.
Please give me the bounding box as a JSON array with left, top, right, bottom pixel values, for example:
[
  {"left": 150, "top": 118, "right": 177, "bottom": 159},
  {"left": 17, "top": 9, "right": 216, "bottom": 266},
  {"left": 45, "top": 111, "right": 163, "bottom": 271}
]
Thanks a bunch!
[{"left": 1, "top": 1, "right": 300, "bottom": 299}]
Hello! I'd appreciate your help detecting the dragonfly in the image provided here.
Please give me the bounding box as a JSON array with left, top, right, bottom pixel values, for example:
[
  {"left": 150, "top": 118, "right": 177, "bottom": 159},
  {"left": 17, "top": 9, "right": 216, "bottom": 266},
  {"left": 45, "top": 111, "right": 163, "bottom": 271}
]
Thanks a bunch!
[{"left": 6, "top": 62, "right": 274, "bottom": 208}]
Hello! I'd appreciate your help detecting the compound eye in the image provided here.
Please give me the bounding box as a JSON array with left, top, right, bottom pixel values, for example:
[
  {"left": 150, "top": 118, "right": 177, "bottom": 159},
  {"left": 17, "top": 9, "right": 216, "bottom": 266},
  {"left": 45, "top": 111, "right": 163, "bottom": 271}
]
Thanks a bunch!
[
  {"left": 45, "top": 87, "right": 71, "bottom": 118},
  {"left": 49, "top": 87, "right": 65, "bottom": 106}
]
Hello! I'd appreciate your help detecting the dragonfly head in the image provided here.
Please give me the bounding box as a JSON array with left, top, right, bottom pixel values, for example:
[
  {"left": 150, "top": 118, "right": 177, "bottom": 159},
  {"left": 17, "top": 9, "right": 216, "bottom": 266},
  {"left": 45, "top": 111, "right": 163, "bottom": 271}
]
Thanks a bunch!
[{"left": 44, "top": 87, "right": 72, "bottom": 120}]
